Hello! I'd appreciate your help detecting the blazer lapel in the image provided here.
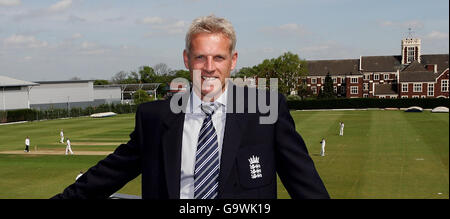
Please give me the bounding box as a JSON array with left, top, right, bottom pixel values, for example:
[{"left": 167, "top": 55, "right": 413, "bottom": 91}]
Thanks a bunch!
[
  {"left": 218, "top": 84, "right": 248, "bottom": 197},
  {"left": 161, "top": 92, "right": 189, "bottom": 199}
]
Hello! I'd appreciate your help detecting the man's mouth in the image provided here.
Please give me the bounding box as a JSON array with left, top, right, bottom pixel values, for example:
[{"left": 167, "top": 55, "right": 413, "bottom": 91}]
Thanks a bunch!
[{"left": 201, "top": 76, "right": 219, "bottom": 81}]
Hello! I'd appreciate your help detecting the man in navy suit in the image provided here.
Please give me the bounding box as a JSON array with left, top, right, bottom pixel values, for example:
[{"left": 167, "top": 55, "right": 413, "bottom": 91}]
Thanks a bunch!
[{"left": 52, "top": 15, "right": 329, "bottom": 199}]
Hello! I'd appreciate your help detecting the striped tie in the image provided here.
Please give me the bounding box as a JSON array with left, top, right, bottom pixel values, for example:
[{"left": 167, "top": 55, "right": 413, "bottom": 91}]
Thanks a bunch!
[{"left": 194, "top": 103, "right": 220, "bottom": 199}]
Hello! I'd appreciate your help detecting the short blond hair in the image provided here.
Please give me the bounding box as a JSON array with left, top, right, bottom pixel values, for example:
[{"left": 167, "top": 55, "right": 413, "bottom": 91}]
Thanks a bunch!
[{"left": 185, "top": 15, "right": 236, "bottom": 55}]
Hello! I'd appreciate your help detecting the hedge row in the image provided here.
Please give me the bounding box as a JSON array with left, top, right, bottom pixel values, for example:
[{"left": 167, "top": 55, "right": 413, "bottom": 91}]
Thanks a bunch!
[
  {"left": 0, "top": 103, "right": 138, "bottom": 124},
  {"left": 2, "top": 98, "right": 448, "bottom": 123},
  {"left": 286, "top": 98, "right": 450, "bottom": 110}
]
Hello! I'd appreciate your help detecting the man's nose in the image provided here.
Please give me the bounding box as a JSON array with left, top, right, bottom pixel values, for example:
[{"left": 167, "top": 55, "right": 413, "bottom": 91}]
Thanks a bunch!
[{"left": 204, "top": 56, "right": 215, "bottom": 73}]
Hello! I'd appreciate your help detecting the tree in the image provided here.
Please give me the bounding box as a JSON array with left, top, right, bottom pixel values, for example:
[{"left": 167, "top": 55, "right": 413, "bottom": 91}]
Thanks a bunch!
[
  {"left": 139, "top": 66, "right": 157, "bottom": 83},
  {"left": 173, "top": 69, "right": 191, "bottom": 82},
  {"left": 94, "top": 80, "right": 109, "bottom": 85},
  {"left": 111, "top": 71, "right": 128, "bottom": 84},
  {"left": 153, "top": 63, "right": 171, "bottom": 76},
  {"left": 133, "top": 89, "right": 151, "bottom": 105},
  {"left": 255, "top": 52, "right": 308, "bottom": 96},
  {"left": 234, "top": 66, "right": 258, "bottom": 78},
  {"left": 297, "top": 83, "right": 312, "bottom": 100},
  {"left": 274, "top": 52, "right": 308, "bottom": 96},
  {"left": 318, "top": 73, "right": 336, "bottom": 99},
  {"left": 126, "top": 71, "right": 140, "bottom": 83}
]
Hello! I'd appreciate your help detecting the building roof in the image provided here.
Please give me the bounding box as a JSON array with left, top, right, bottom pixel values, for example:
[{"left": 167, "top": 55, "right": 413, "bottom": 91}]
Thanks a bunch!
[
  {"left": 307, "top": 59, "right": 361, "bottom": 76},
  {"left": 33, "top": 80, "right": 95, "bottom": 84},
  {"left": 398, "top": 55, "right": 448, "bottom": 82},
  {"left": 360, "top": 55, "right": 402, "bottom": 72},
  {"left": 421, "top": 54, "right": 449, "bottom": 73},
  {"left": 0, "top": 75, "right": 38, "bottom": 87},
  {"left": 402, "top": 60, "right": 428, "bottom": 72},
  {"left": 399, "top": 71, "right": 437, "bottom": 82},
  {"left": 374, "top": 84, "right": 398, "bottom": 95}
]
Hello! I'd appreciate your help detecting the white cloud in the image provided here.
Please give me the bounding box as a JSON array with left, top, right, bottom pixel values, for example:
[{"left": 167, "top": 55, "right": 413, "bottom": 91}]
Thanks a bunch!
[
  {"left": 139, "top": 16, "right": 165, "bottom": 25},
  {"left": 13, "top": 0, "right": 74, "bottom": 21},
  {"left": 262, "top": 23, "right": 309, "bottom": 37},
  {"left": 81, "top": 41, "right": 96, "bottom": 49},
  {"left": 80, "top": 49, "right": 106, "bottom": 55},
  {"left": 141, "top": 18, "right": 188, "bottom": 37},
  {"left": 72, "top": 33, "right": 83, "bottom": 39},
  {"left": 0, "top": 0, "right": 21, "bottom": 7},
  {"left": 424, "top": 31, "right": 449, "bottom": 40},
  {"left": 3, "top": 34, "right": 48, "bottom": 48},
  {"left": 68, "top": 14, "right": 86, "bottom": 23},
  {"left": 78, "top": 41, "right": 110, "bottom": 55},
  {"left": 48, "top": 0, "right": 73, "bottom": 12}
]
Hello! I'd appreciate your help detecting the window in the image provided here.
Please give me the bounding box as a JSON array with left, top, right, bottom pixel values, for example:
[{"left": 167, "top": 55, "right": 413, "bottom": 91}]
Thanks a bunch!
[
  {"left": 402, "top": 84, "right": 408, "bottom": 92},
  {"left": 332, "top": 77, "right": 337, "bottom": 84},
  {"left": 311, "top": 86, "right": 317, "bottom": 94},
  {"left": 407, "top": 47, "right": 415, "bottom": 63},
  {"left": 317, "top": 78, "right": 322, "bottom": 84},
  {"left": 428, "top": 83, "right": 434, "bottom": 96},
  {"left": 413, "top": 83, "right": 422, "bottom": 92},
  {"left": 412, "top": 95, "right": 419, "bottom": 99},
  {"left": 350, "top": 86, "right": 358, "bottom": 94},
  {"left": 442, "top": 80, "right": 449, "bottom": 92},
  {"left": 363, "top": 94, "right": 369, "bottom": 98},
  {"left": 351, "top": 77, "right": 358, "bottom": 84},
  {"left": 363, "top": 83, "right": 369, "bottom": 91},
  {"left": 384, "top": 74, "right": 389, "bottom": 80},
  {"left": 379, "top": 96, "right": 385, "bottom": 99},
  {"left": 374, "top": 74, "right": 380, "bottom": 80},
  {"left": 333, "top": 86, "right": 337, "bottom": 94},
  {"left": 402, "top": 96, "right": 409, "bottom": 99},
  {"left": 311, "top": 78, "right": 317, "bottom": 84},
  {"left": 364, "top": 74, "right": 370, "bottom": 80}
]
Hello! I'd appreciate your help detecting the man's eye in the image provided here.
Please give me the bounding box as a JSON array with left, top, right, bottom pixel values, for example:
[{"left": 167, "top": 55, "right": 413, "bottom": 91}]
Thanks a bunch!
[
  {"left": 214, "top": 56, "right": 225, "bottom": 61},
  {"left": 195, "top": 56, "right": 204, "bottom": 60}
]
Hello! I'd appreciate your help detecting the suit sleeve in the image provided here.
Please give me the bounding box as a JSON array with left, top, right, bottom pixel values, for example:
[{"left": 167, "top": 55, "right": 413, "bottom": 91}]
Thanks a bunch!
[
  {"left": 275, "top": 94, "right": 330, "bottom": 199},
  {"left": 51, "top": 106, "right": 144, "bottom": 199}
]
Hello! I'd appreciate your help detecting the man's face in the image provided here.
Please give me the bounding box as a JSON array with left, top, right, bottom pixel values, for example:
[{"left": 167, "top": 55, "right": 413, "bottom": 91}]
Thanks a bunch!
[{"left": 183, "top": 32, "right": 238, "bottom": 100}]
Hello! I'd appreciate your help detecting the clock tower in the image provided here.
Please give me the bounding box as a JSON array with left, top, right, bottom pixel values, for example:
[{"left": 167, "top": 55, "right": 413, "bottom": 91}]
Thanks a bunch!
[{"left": 401, "top": 28, "right": 421, "bottom": 64}]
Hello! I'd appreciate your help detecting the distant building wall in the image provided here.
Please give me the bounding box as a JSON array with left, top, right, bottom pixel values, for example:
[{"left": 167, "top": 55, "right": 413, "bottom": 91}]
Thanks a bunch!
[
  {"left": 0, "top": 86, "right": 29, "bottom": 110},
  {"left": 30, "top": 81, "right": 94, "bottom": 106},
  {"left": 93, "top": 86, "right": 122, "bottom": 104}
]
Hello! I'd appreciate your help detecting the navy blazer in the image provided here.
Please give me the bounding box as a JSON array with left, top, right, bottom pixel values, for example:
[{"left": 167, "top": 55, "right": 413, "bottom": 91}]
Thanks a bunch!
[{"left": 52, "top": 85, "right": 329, "bottom": 199}]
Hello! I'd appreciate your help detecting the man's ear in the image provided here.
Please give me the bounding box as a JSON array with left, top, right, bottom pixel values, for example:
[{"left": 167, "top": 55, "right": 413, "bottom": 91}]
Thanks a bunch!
[
  {"left": 183, "top": 50, "right": 190, "bottom": 70},
  {"left": 230, "top": 51, "right": 238, "bottom": 71}
]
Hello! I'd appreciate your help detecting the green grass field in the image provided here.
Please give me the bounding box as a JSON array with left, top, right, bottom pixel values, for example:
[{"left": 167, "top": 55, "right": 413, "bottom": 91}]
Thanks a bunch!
[{"left": 0, "top": 110, "right": 448, "bottom": 199}]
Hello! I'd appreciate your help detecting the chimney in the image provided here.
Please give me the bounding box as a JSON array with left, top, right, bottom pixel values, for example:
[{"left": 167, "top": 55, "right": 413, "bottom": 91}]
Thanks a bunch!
[{"left": 425, "top": 64, "right": 438, "bottom": 73}]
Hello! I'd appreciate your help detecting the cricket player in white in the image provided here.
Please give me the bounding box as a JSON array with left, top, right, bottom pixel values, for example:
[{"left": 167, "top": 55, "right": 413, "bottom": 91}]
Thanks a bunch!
[
  {"left": 339, "top": 122, "right": 344, "bottom": 136},
  {"left": 24, "top": 136, "right": 30, "bottom": 152},
  {"left": 60, "top": 129, "right": 64, "bottom": 143},
  {"left": 65, "top": 138, "right": 74, "bottom": 155},
  {"left": 320, "top": 138, "right": 326, "bottom": 156}
]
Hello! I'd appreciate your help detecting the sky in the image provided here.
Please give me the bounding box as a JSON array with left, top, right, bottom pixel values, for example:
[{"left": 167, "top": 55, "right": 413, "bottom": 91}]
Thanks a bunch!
[{"left": 0, "top": 0, "right": 448, "bottom": 81}]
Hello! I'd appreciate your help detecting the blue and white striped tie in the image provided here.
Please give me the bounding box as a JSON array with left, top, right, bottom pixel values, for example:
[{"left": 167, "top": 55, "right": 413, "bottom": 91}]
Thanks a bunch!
[{"left": 194, "top": 103, "right": 220, "bottom": 199}]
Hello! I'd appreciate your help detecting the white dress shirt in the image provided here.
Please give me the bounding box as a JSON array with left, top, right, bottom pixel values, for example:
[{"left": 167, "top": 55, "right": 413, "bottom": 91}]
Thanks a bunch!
[{"left": 179, "top": 88, "right": 228, "bottom": 199}]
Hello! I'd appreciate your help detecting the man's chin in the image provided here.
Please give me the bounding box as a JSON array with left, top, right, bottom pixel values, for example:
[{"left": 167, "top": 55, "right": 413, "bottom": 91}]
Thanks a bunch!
[{"left": 201, "top": 88, "right": 223, "bottom": 101}]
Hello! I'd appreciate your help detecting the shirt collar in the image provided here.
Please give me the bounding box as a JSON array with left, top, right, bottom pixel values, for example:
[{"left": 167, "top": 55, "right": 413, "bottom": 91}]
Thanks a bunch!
[{"left": 190, "top": 84, "right": 228, "bottom": 114}]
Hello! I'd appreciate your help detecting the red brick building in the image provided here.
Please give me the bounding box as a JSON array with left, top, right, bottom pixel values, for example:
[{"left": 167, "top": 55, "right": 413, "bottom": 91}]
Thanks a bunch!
[{"left": 305, "top": 37, "right": 449, "bottom": 99}]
